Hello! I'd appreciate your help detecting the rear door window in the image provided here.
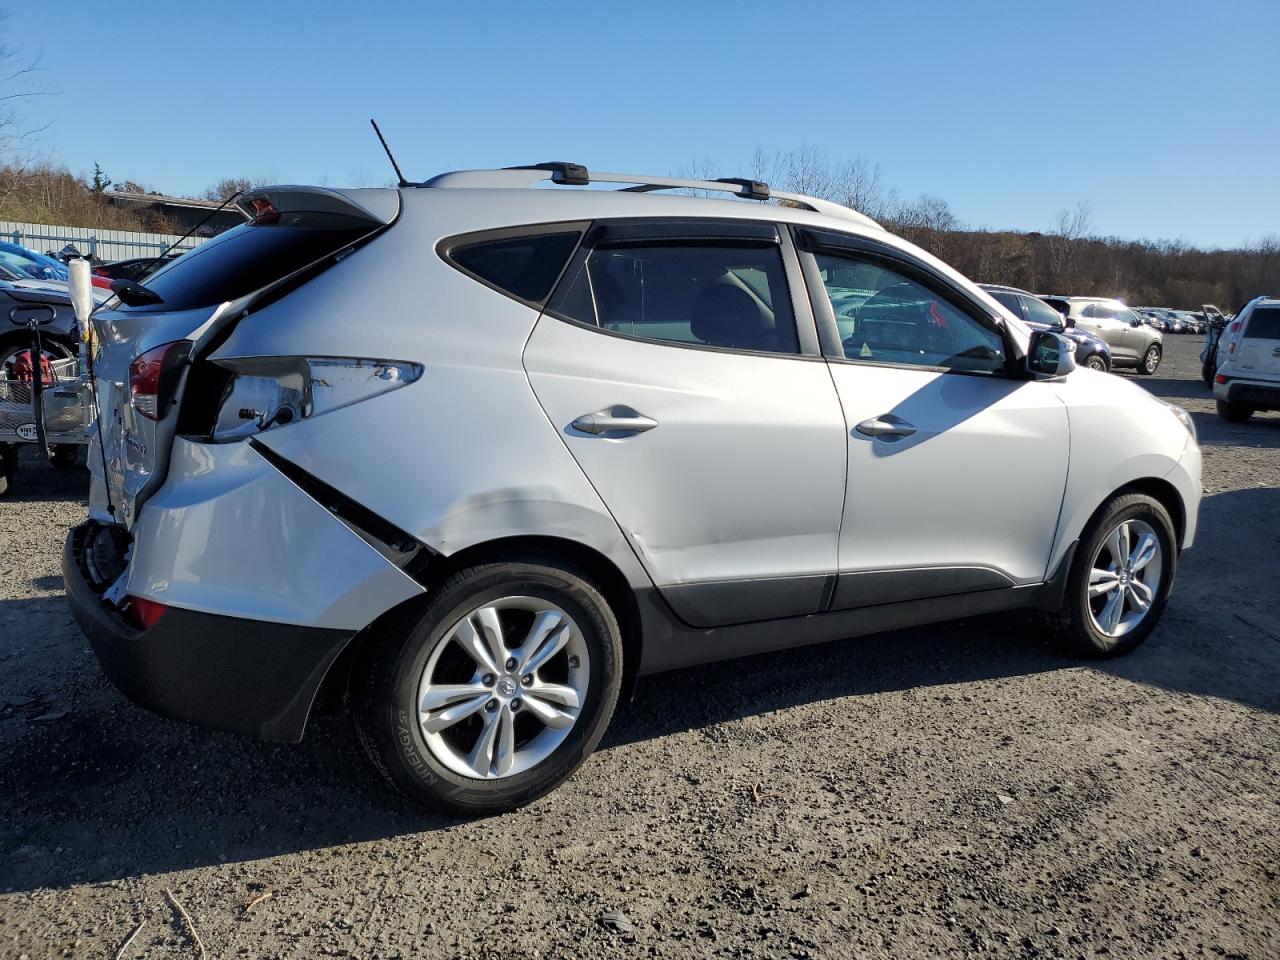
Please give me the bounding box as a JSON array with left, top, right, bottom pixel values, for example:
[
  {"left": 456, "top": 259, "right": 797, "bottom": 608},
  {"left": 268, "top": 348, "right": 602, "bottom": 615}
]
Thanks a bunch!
[
  {"left": 548, "top": 240, "right": 800, "bottom": 354},
  {"left": 988, "top": 290, "right": 1024, "bottom": 319},
  {"left": 125, "top": 212, "right": 377, "bottom": 311},
  {"left": 1244, "top": 306, "right": 1280, "bottom": 339}
]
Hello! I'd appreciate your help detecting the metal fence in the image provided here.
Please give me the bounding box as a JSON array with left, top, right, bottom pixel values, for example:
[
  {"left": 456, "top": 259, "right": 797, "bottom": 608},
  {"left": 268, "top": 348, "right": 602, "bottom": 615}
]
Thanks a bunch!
[{"left": 0, "top": 220, "right": 210, "bottom": 262}]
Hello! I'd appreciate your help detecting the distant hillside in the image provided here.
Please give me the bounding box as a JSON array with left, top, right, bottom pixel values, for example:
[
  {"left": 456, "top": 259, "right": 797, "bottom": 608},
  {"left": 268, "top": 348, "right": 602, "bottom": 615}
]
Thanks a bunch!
[{"left": 0, "top": 164, "right": 174, "bottom": 233}]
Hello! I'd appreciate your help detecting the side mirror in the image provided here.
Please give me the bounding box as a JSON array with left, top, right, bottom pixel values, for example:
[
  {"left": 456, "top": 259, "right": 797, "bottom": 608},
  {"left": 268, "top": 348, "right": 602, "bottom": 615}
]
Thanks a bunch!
[
  {"left": 1027, "top": 330, "right": 1076, "bottom": 377},
  {"left": 1062, "top": 314, "right": 1075, "bottom": 328},
  {"left": 68, "top": 258, "right": 95, "bottom": 325}
]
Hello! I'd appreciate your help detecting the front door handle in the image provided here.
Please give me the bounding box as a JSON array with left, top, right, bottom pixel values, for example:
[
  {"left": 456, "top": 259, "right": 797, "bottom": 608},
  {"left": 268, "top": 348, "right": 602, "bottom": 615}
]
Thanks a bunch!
[
  {"left": 571, "top": 407, "right": 659, "bottom": 436},
  {"left": 855, "top": 415, "right": 917, "bottom": 440}
]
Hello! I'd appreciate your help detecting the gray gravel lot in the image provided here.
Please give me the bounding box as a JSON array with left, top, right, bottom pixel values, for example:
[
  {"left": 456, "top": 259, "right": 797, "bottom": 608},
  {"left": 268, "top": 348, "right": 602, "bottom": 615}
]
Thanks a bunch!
[{"left": 1, "top": 335, "right": 1277, "bottom": 959}]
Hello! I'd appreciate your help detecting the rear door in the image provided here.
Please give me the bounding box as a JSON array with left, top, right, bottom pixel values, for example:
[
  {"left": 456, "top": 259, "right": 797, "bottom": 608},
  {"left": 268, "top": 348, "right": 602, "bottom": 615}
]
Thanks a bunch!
[
  {"left": 1237, "top": 305, "right": 1280, "bottom": 380},
  {"left": 523, "top": 219, "right": 847, "bottom": 627}
]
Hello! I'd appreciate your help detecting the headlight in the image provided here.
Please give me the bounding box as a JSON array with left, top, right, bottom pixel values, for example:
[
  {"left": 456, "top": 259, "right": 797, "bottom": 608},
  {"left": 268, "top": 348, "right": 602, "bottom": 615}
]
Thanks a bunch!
[
  {"left": 1167, "top": 403, "right": 1197, "bottom": 443},
  {"left": 209, "top": 356, "right": 422, "bottom": 442}
]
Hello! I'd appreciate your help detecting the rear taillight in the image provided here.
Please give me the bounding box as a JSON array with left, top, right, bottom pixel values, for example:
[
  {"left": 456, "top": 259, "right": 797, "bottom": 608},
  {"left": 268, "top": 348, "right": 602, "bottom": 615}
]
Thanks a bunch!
[
  {"left": 90, "top": 275, "right": 112, "bottom": 290},
  {"left": 128, "top": 596, "right": 168, "bottom": 629},
  {"left": 1229, "top": 321, "right": 1241, "bottom": 332},
  {"left": 208, "top": 356, "right": 422, "bottom": 442},
  {"left": 129, "top": 340, "right": 192, "bottom": 421},
  {"left": 1215, "top": 373, "right": 1228, "bottom": 384}
]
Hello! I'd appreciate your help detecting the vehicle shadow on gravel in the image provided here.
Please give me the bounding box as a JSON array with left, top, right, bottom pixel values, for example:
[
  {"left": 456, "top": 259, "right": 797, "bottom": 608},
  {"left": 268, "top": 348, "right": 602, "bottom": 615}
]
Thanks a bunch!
[{"left": 2, "top": 491, "right": 1275, "bottom": 894}]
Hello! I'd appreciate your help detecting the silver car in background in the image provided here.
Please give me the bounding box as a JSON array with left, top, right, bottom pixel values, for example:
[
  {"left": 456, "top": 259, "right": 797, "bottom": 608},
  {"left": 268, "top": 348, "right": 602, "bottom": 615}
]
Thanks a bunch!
[
  {"left": 1062, "top": 297, "right": 1164, "bottom": 373},
  {"left": 63, "top": 165, "right": 1202, "bottom": 813}
]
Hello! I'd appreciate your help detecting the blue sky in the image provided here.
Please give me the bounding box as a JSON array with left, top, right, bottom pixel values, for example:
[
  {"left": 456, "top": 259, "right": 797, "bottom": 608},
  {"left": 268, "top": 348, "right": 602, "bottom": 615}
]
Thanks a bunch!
[{"left": 8, "top": 0, "right": 1277, "bottom": 248}]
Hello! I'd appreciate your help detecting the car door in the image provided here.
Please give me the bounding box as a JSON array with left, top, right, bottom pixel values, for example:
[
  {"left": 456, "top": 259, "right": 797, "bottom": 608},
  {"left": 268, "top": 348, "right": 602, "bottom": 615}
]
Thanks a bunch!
[
  {"left": 794, "top": 227, "right": 1069, "bottom": 607},
  {"left": 523, "top": 219, "right": 848, "bottom": 627}
]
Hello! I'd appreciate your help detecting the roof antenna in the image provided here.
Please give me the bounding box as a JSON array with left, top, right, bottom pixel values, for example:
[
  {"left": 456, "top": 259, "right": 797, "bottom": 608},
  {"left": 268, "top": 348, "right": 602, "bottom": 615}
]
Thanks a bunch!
[{"left": 370, "top": 118, "right": 410, "bottom": 187}]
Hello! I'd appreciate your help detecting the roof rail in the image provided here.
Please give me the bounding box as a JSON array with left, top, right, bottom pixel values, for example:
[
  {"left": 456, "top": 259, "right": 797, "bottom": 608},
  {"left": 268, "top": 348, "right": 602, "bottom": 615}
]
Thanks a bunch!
[{"left": 419, "top": 164, "right": 882, "bottom": 229}]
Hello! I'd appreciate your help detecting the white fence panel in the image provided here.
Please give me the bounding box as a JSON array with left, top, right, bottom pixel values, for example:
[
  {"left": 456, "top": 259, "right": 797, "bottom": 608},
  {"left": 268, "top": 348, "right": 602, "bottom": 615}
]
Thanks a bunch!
[{"left": 0, "top": 220, "right": 211, "bottom": 261}]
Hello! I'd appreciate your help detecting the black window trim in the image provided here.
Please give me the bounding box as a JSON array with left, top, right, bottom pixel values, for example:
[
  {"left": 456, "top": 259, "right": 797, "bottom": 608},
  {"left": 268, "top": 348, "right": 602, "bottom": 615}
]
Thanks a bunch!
[
  {"left": 541, "top": 216, "right": 824, "bottom": 361},
  {"left": 437, "top": 220, "right": 591, "bottom": 310},
  {"left": 792, "top": 225, "right": 1022, "bottom": 379}
]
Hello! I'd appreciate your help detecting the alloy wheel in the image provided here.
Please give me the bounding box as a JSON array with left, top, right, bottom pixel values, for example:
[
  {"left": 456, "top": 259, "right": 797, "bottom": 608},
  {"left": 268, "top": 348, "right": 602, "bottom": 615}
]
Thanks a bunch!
[
  {"left": 1087, "top": 519, "right": 1163, "bottom": 638},
  {"left": 1143, "top": 347, "right": 1160, "bottom": 373},
  {"left": 416, "top": 596, "right": 589, "bottom": 780}
]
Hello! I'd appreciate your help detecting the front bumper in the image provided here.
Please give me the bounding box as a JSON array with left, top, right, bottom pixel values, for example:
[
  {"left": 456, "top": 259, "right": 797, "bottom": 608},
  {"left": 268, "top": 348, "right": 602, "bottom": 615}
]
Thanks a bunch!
[
  {"left": 1214, "top": 376, "right": 1280, "bottom": 409},
  {"left": 64, "top": 522, "right": 354, "bottom": 742}
]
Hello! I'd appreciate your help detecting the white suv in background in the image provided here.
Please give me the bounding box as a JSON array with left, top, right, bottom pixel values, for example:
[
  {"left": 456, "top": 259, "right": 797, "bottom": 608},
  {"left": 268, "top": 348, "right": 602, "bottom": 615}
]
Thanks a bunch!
[
  {"left": 1063, "top": 297, "right": 1164, "bottom": 374},
  {"left": 1213, "top": 296, "right": 1280, "bottom": 422}
]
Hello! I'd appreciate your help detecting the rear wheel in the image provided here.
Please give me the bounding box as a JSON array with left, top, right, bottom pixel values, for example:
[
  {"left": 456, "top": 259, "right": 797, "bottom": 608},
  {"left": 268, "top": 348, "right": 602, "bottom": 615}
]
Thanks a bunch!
[
  {"left": 1048, "top": 493, "right": 1177, "bottom": 658},
  {"left": 1216, "top": 399, "right": 1254, "bottom": 423},
  {"left": 354, "top": 557, "right": 623, "bottom": 815},
  {"left": 1136, "top": 344, "right": 1161, "bottom": 375}
]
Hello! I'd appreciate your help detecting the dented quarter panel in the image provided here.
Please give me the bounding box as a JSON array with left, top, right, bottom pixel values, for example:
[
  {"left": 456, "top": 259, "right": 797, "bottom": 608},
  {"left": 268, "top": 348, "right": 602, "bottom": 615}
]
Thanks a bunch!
[{"left": 127, "top": 438, "right": 424, "bottom": 629}]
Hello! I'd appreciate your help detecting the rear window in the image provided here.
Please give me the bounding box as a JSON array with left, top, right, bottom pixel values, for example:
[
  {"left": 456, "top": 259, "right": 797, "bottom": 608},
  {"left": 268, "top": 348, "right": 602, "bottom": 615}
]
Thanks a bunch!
[
  {"left": 444, "top": 231, "right": 581, "bottom": 305},
  {"left": 1244, "top": 307, "right": 1280, "bottom": 340},
  {"left": 122, "top": 212, "right": 375, "bottom": 311}
]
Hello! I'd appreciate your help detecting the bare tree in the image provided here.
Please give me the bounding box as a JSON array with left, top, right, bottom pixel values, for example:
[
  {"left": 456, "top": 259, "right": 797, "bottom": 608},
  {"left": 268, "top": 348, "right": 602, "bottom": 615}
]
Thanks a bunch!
[
  {"left": 203, "top": 176, "right": 255, "bottom": 201},
  {"left": 1047, "top": 200, "right": 1093, "bottom": 289}
]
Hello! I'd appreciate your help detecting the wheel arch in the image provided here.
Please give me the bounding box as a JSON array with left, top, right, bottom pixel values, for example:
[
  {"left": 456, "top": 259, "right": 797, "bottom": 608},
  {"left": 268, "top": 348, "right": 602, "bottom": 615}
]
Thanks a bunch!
[
  {"left": 313, "top": 534, "right": 646, "bottom": 724},
  {"left": 1112, "top": 477, "right": 1186, "bottom": 548}
]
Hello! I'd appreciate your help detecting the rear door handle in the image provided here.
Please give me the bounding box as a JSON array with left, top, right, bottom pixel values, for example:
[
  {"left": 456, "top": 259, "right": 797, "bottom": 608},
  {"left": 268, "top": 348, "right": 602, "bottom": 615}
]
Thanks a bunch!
[
  {"left": 855, "top": 415, "right": 917, "bottom": 440},
  {"left": 571, "top": 408, "right": 659, "bottom": 436}
]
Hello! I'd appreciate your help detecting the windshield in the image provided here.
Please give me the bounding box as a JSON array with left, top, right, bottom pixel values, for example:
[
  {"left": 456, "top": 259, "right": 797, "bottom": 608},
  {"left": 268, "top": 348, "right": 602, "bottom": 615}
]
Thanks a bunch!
[{"left": 0, "top": 244, "right": 68, "bottom": 280}]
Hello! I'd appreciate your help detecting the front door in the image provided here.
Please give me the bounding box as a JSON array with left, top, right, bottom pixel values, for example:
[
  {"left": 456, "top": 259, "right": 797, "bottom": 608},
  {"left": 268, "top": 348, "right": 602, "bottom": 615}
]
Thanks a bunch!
[
  {"left": 798, "top": 232, "right": 1070, "bottom": 608},
  {"left": 523, "top": 220, "right": 848, "bottom": 627}
]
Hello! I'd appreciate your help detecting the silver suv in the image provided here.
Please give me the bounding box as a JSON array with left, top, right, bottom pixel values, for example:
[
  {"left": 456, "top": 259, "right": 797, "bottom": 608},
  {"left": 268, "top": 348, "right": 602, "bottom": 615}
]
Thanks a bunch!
[
  {"left": 63, "top": 165, "right": 1202, "bottom": 813},
  {"left": 1062, "top": 297, "right": 1164, "bottom": 374}
]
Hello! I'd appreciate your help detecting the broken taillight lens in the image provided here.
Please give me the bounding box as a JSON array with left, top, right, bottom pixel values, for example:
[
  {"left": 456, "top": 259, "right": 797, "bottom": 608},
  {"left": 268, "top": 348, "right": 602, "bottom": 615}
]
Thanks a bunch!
[
  {"left": 129, "top": 340, "right": 192, "bottom": 420},
  {"left": 128, "top": 596, "right": 168, "bottom": 629},
  {"left": 208, "top": 357, "right": 422, "bottom": 442}
]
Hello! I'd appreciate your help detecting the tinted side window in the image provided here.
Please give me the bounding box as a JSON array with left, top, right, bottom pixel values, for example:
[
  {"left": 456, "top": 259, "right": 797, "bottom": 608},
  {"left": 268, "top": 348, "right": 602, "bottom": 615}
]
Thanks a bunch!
[
  {"left": 549, "top": 242, "right": 799, "bottom": 354},
  {"left": 1244, "top": 306, "right": 1280, "bottom": 339},
  {"left": 1022, "top": 295, "right": 1064, "bottom": 327},
  {"left": 814, "top": 253, "right": 1005, "bottom": 373},
  {"left": 988, "top": 290, "right": 1024, "bottom": 318},
  {"left": 447, "top": 232, "right": 581, "bottom": 304}
]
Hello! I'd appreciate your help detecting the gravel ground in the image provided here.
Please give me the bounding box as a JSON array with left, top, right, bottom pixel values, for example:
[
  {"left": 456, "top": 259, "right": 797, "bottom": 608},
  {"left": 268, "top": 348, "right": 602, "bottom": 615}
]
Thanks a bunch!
[{"left": 1, "top": 335, "right": 1277, "bottom": 960}]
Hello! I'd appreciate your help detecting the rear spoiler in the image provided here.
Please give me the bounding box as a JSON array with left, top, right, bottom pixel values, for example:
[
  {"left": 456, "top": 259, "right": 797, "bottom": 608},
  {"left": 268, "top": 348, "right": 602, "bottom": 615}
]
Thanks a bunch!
[{"left": 235, "top": 186, "right": 400, "bottom": 227}]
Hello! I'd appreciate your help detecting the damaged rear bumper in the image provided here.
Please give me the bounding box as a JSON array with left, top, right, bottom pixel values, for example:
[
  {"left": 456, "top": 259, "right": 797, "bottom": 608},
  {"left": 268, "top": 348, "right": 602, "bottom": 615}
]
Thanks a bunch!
[{"left": 64, "top": 522, "right": 354, "bottom": 742}]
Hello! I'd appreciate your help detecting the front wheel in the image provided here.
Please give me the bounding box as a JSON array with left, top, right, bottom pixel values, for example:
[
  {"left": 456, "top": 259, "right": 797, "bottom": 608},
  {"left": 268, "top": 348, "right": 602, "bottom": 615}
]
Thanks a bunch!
[
  {"left": 1136, "top": 344, "right": 1161, "bottom": 375},
  {"left": 354, "top": 557, "right": 623, "bottom": 815},
  {"left": 1084, "top": 354, "right": 1109, "bottom": 372},
  {"left": 1048, "top": 493, "right": 1177, "bottom": 658},
  {"left": 1216, "top": 399, "right": 1253, "bottom": 423}
]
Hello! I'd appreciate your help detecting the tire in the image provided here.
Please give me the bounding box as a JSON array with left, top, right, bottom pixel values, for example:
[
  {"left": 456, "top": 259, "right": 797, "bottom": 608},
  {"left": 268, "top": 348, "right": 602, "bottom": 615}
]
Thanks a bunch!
[
  {"left": 1136, "top": 344, "right": 1161, "bottom": 375},
  {"left": 49, "top": 445, "right": 79, "bottom": 469},
  {"left": 1216, "top": 399, "right": 1253, "bottom": 423},
  {"left": 354, "top": 556, "right": 623, "bottom": 815},
  {"left": 1084, "top": 354, "right": 1108, "bottom": 372},
  {"left": 1047, "top": 492, "right": 1177, "bottom": 658}
]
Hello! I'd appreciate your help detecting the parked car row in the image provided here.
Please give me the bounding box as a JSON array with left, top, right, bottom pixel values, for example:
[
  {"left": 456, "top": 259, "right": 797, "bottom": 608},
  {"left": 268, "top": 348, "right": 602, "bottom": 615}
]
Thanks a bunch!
[{"left": 980, "top": 287, "right": 1161, "bottom": 374}]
